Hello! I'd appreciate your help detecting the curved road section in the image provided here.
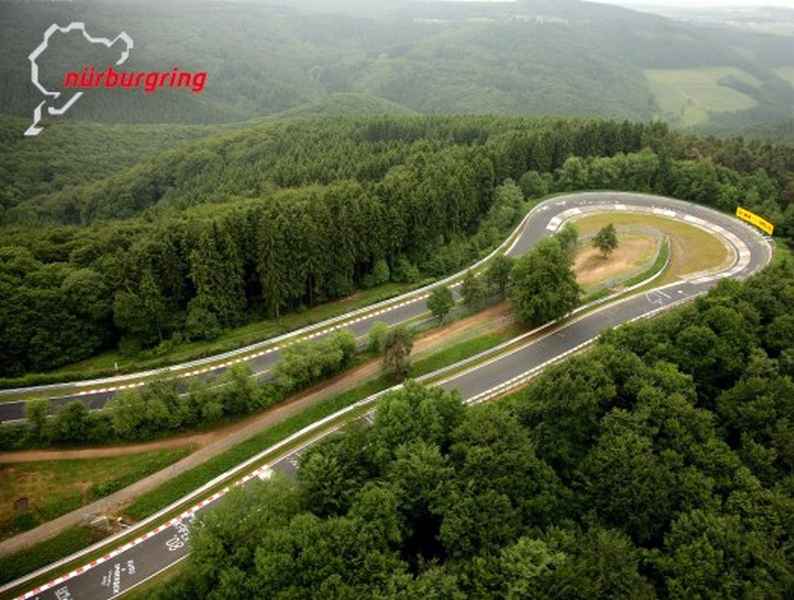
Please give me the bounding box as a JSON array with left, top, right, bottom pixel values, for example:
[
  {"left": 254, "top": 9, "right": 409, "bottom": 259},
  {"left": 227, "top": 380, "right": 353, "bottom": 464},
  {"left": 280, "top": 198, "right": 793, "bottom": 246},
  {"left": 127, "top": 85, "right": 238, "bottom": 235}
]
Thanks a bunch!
[
  {"left": 0, "top": 192, "right": 768, "bottom": 419},
  {"left": 6, "top": 193, "right": 772, "bottom": 600}
]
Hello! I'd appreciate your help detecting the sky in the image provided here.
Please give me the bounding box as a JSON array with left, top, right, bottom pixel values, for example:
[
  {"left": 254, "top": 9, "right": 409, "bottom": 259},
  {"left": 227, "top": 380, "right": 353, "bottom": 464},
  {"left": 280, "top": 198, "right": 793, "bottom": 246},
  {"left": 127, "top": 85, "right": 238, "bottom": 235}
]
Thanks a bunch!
[{"left": 591, "top": 0, "right": 794, "bottom": 7}]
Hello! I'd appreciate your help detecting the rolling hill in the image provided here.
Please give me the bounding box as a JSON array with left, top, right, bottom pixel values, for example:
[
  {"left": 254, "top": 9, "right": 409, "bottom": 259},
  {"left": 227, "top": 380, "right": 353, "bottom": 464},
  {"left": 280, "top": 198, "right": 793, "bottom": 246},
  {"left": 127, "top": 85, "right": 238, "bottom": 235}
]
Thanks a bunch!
[{"left": 2, "top": 0, "right": 794, "bottom": 134}]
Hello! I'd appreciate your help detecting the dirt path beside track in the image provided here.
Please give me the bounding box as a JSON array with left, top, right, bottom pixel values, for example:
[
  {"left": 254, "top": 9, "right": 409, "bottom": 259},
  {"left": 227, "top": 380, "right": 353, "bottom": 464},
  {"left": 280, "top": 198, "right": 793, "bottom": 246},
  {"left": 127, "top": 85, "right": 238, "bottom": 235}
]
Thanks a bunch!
[
  {"left": 0, "top": 303, "right": 515, "bottom": 556},
  {"left": 0, "top": 303, "right": 513, "bottom": 465}
]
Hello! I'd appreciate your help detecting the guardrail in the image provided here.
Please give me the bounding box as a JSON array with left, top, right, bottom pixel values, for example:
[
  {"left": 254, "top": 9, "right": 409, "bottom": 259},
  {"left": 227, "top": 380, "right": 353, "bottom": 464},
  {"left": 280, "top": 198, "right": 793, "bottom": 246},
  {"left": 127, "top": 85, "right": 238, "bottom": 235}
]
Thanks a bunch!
[
  {"left": 0, "top": 192, "right": 774, "bottom": 599},
  {"left": 0, "top": 198, "right": 549, "bottom": 399}
]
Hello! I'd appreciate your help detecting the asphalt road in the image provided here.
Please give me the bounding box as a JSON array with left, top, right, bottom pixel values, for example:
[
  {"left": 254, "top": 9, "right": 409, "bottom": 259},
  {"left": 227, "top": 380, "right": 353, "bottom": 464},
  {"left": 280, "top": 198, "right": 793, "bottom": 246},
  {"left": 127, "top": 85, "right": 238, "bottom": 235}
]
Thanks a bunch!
[
  {"left": 0, "top": 190, "right": 761, "bottom": 422},
  {"left": 6, "top": 193, "right": 772, "bottom": 600}
]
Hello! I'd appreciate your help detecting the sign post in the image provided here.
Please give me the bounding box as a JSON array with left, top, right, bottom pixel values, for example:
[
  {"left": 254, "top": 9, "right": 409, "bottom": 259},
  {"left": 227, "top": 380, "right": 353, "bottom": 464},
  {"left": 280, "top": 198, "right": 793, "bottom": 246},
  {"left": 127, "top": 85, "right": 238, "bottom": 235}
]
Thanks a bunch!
[{"left": 736, "top": 207, "right": 774, "bottom": 236}]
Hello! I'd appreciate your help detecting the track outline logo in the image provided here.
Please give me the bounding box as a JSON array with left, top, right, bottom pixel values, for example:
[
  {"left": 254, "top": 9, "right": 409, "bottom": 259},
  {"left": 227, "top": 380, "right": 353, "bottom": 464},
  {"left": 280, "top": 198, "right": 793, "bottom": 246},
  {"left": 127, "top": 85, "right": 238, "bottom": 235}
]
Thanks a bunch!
[{"left": 26, "top": 22, "right": 134, "bottom": 137}]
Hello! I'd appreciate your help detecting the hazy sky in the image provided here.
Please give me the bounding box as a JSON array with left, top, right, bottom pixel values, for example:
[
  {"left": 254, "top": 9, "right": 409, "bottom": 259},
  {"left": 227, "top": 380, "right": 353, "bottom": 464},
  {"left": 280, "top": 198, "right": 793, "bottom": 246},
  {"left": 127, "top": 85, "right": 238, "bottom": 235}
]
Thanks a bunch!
[{"left": 592, "top": 0, "right": 794, "bottom": 6}]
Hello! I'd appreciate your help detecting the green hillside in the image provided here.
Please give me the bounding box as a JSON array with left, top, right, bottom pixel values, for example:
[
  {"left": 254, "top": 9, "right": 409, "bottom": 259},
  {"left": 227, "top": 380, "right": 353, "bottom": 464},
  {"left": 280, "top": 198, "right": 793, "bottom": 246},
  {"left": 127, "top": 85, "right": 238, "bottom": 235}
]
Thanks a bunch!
[
  {"left": 0, "top": 94, "right": 414, "bottom": 221},
  {"left": 278, "top": 93, "right": 418, "bottom": 118},
  {"left": 0, "top": 116, "right": 226, "bottom": 218},
  {"left": 2, "top": 115, "right": 794, "bottom": 378},
  {"left": 4, "top": 0, "right": 794, "bottom": 133}
]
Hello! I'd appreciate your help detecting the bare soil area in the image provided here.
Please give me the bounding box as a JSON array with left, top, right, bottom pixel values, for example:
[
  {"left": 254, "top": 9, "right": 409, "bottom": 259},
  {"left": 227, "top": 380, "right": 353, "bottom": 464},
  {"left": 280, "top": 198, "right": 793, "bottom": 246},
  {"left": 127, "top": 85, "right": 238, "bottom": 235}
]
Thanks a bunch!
[
  {"left": 574, "top": 235, "right": 658, "bottom": 288},
  {"left": 0, "top": 304, "right": 513, "bottom": 464}
]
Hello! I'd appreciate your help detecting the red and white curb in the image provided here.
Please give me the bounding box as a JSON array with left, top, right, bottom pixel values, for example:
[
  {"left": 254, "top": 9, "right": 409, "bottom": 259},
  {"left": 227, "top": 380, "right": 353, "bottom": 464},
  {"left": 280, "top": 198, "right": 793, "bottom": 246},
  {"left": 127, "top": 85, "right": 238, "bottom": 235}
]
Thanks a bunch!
[
  {"left": 7, "top": 193, "right": 773, "bottom": 599},
  {"left": 24, "top": 200, "right": 541, "bottom": 403}
]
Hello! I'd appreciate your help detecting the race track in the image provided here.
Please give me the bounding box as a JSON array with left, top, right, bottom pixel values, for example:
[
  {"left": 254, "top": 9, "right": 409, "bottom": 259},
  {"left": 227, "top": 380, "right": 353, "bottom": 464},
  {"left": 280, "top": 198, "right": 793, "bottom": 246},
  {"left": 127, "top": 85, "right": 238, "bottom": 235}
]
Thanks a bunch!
[{"left": 3, "top": 192, "right": 773, "bottom": 600}]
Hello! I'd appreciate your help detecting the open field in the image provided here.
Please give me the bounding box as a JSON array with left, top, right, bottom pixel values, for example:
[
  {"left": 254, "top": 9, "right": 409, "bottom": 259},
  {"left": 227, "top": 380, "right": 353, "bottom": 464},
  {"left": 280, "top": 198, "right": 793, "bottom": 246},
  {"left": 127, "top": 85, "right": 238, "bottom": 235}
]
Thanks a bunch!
[
  {"left": 0, "top": 449, "right": 193, "bottom": 542},
  {"left": 571, "top": 213, "right": 731, "bottom": 286},
  {"left": 645, "top": 67, "right": 760, "bottom": 127}
]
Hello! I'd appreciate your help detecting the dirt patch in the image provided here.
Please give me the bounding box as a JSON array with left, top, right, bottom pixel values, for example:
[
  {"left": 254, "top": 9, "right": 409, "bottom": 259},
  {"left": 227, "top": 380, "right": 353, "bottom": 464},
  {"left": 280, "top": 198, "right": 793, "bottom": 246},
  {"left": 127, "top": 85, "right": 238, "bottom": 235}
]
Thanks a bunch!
[
  {"left": 571, "top": 213, "right": 730, "bottom": 283},
  {"left": 414, "top": 303, "right": 513, "bottom": 351},
  {"left": 574, "top": 235, "right": 658, "bottom": 288},
  {"left": 0, "top": 304, "right": 514, "bottom": 465}
]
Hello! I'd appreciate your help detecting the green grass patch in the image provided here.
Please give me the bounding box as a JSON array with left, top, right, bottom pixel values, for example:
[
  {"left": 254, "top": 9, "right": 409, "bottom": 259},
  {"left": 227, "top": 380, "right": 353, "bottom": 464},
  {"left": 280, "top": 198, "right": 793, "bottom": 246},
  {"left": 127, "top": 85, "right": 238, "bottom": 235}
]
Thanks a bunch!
[
  {"left": 409, "top": 329, "right": 519, "bottom": 377},
  {"left": 580, "top": 288, "right": 613, "bottom": 305},
  {"left": 0, "top": 448, "right": 193, "bottom": 542},
  {"left": 572, "top": 213, "right": 729, "bottom": 286},
  {"left": 645, "top": 67, "right": 760, "bottom": 127},
  {"left": 622, "top": 239, "right": 670, "bottom": 288},
  {"left": 0, "top": 323, "right": 523, "bottom": 595},
  {"left": 0, "top": 525, "right": 103, "bottom": 587}
]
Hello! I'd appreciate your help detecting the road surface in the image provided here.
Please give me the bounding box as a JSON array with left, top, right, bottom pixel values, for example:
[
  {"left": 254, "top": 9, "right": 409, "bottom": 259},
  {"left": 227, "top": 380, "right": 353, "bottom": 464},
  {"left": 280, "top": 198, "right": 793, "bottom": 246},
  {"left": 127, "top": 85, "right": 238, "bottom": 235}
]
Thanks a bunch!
[{"left": 4, "top": 192, "right": 772, "bottom": 600}]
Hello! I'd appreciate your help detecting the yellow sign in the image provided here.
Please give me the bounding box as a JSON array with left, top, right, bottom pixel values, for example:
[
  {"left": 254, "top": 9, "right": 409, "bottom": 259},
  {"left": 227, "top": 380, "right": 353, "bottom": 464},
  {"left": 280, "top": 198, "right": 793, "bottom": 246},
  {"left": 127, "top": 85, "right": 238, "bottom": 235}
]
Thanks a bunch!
[{"left": 736, "top": 207, "right": 775, "bottom": 236}]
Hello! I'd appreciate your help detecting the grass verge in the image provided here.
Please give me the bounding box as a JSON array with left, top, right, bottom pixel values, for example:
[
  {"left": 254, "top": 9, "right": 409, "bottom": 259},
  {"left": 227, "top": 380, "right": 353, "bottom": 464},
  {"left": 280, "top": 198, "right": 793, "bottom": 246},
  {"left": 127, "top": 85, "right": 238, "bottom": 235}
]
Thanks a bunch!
[
  {"left": 0, "top": 324, "right": 520, "bottom": 593},
  {"left": 0, "top": 448, "right": 193, "bottom": 542},
  {"left": 571, "top": 212, "right": 730, "bottom": 286},
  {"left": 0, "top": 282, "right": 425, "bottom": 390}
]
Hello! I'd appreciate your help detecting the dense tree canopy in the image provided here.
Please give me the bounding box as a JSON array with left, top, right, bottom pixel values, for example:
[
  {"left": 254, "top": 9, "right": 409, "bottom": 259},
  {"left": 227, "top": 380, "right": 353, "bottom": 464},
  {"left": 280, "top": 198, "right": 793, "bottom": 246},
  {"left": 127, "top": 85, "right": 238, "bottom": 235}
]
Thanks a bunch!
[
  {"left": 2, "top": 116, "right": 793, "bottom": 378},
  {"left": 509, "top": 236, "right": 581, "bottom": 326},
  {"left": 156, "top": 260, "right": 794, "bottom": 599}
]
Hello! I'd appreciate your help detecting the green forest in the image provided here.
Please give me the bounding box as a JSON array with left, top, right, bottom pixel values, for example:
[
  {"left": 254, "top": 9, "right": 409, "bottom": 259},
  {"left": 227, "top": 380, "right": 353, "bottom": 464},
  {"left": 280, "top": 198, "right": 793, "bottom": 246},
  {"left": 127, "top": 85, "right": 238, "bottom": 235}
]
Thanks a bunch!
[
  {"left": 4, "top": 0, "right": 794, "bottom": 133},
  {"left": 154, "top": 260, "right": 794, "bottom": 599},
  {"left": 2, "top": 116, "right": 794, "bottom": 379}
]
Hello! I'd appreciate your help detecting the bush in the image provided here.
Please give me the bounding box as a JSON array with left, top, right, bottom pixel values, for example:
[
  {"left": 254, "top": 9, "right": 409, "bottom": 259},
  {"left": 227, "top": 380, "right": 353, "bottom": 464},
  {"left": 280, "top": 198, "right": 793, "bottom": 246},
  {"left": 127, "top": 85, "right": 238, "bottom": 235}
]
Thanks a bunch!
[
  {"left": 53, "top": 401, "right": 90, "bottom": 443},
  {"left": 26, "top": 397, "right": 49, "bottom": 441},
  {"left": 368, "top": 322, "right": 390, "bottom": 354},
  {"left": 393, "top": 257, "right": 421, "bottom": 284},
  {"left": 0, "top": 422, "right": 33, "bottom": 451},
  {"left": 272, "top": 331, "right": 358, "bottom": 393},
  {"left": 372, "top": 259, "right": 391, "bottom": 286},
  {"left": 4, "top": 334, "right": 360, "bottom": 449},
  {"left": 185, "top": 305, "right": 222, "bottom": 341},
  {"left": 428, "top": 286, "right": 455, "bottom": 323},
  {"left": 486, "top": 255, "right": 514, "bottom": 296}
]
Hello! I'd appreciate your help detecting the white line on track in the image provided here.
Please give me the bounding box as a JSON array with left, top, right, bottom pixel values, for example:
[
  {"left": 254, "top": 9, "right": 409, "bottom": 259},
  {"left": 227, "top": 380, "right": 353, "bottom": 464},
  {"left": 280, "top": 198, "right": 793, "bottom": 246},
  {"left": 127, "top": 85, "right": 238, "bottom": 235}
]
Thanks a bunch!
[{"left": 5, "top": 193, "right": 773, "bottom": 600}]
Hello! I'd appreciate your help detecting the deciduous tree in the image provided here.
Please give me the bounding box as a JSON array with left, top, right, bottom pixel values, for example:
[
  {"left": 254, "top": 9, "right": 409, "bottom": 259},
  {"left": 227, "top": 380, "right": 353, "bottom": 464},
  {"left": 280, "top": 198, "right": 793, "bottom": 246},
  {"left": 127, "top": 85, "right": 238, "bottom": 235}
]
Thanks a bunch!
[
  {"left": 383, "top": 326, "right": 414, "bottom": 380},
  {"left": 593, "top": 224, "right": 619, "bottom": 258},
  {"left": 428, "top": 286, "right": 455, "bottom": 323},
  {"left": 509, "top": 238, "right": 580, "bottom": 327}
]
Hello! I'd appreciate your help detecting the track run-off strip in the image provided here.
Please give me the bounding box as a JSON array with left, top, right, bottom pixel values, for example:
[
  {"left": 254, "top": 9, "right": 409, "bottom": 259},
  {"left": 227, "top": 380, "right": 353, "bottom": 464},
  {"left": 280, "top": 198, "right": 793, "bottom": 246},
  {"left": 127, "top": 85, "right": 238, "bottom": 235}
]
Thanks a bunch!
[{"left": 1, "top": 192, "right": 773, "bottom": 600}]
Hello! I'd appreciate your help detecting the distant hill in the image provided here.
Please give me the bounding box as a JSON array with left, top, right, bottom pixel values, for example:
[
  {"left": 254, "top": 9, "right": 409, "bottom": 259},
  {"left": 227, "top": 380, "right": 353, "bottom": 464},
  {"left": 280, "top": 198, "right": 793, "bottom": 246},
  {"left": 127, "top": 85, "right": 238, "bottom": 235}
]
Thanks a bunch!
[
  {"left": 2, "top": 0, "right": 794, "bottom": 133},
  {"left": 278, "top": 93, "right": 418, "bottom": 118},
  {"left": 0, "top": 93, "right": 416, "bottom": 218},
  {"left": 0, "top": 115, "right": 226, "bottom": 218}
]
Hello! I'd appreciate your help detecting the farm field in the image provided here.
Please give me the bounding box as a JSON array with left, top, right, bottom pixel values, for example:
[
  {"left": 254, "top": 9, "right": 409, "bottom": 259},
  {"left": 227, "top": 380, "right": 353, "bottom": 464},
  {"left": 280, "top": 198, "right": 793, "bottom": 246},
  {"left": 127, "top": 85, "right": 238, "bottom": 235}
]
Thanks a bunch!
[{"left": 645, "top": 67, "right": 760, "bottom": 127}]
